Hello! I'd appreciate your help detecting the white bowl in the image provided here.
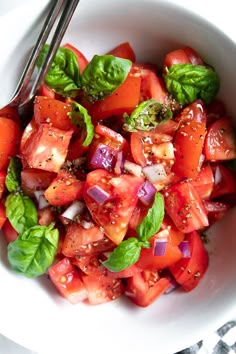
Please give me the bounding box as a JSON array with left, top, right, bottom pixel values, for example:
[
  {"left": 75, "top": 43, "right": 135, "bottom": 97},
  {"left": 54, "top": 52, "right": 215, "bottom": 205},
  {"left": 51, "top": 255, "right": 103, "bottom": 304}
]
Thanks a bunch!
[{"left": 1, "top": 1, "right": 236, "bottom": 353}]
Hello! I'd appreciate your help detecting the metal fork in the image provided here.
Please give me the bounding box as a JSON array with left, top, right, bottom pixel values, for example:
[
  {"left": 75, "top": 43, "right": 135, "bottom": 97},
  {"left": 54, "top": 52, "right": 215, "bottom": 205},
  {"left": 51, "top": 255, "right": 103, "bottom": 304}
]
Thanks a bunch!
[{"left": 9, "top": 0, "right": 80, "bottom": 114}]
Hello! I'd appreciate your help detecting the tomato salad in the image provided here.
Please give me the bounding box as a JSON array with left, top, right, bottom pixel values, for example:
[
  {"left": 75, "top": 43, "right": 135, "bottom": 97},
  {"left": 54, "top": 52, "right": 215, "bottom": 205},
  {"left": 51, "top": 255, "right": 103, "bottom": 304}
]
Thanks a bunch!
[{"left": 0, "top": 41, "right": 236, "bottom": 307}]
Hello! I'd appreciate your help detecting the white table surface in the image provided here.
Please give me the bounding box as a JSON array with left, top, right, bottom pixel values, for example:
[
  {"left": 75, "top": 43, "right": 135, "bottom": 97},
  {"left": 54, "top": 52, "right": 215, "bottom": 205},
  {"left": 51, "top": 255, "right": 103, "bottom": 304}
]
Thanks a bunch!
[{"left": 0, "top": 1, "right": 236, "bottom": 353}]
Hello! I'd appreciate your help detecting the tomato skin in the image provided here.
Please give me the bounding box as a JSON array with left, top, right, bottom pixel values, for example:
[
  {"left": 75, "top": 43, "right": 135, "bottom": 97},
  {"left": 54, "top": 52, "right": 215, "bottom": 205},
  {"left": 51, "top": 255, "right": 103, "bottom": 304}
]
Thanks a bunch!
[
  {"left": 204, "top": 116, "right": 236, "bottom": 161},
  {"left": 21, "top": 168, "right": 56, "bottom": 197},
  {"left": 106, "top": 41, "right": 136, "bottom": 62},
  {"left": 172, "top": 100, "right": 206, "bottom": 179},
  {"left": 63, "top": 43, "right": 89, "bottom": 73},
  {"left": 125, "top": 271, "right": 171, "bottom": 307},
  {"left": 203, "top": 200, "right": 230, "bottom": 225},
  {"left": 169, "top": 231, "right": 208, "bottom": 291},
  {"left": 164, "top": 181, "right": 209, "bottom": 233},
  {"left": 164, "top": 46, "right": 203, "bottom": 67},
  {"left": 0, "top": 105, "right": 20, "bottom": 124},
  {"left": 21, "top": 123, "right": 73, "bottom": 173},
  {"left": 34, "top": 96, "right": 74, "bottom": 131},
  {"left": 0, "top": 202, "right": 6, "bottom": 229},
  {"left": 210, "top": 164, "right": 236, "bottom": 199},
  {"left": 140, "top": 71, "right": 167, "bottom": 103},
  {"left": 0, "top": 118, "right": 21, "bottom": 170},
  {"left": 1, "top": 219, "right": 18, "bottom": 243},
  {"left": 48, "top": 257, "right": 88, "bottom": 304},
  {"left": 44, "top": 170, "right": 84, "bottom": 206},
  {"left": 84, "top": 169, "right": 144, "bottom": 245},
  {"left": 91, "top": 72, "right": 141, "bottom": 122},
  {"left": 66, "top": 128, "right": 89, "bottom": 160}
]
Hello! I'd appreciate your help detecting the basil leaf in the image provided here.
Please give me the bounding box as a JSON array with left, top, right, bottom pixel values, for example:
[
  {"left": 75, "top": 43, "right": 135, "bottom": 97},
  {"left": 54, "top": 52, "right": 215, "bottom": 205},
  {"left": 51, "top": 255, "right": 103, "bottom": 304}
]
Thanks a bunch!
[
  {"left": 37, "top": 44, "right": 80, "bottom": 97},
  {"left": 5, "top": 157, "right": 22, "bottom": 192},
  {"left": 8, "top": 223, "right": 59, "bottom": 278},
  {"left": 81, "top": 55, "right": 132, "bottom": 103},
  {"left": 136, "top": 192, "right": 164, "bottom": 242},
  {"left": 102, "top": 237, "right": 141, "bottom": 272},
  {"left": 69, "top": 101, "right": 94, "bottom": 146},
  {"left": 5, "top": 193, "right": 38, "bottom": 234},
  {"left": 164, "top": 63, "right": 220, "bottom": 105},
  {"left": 123, "top": 99, "right": 172, "bottom": 132}
]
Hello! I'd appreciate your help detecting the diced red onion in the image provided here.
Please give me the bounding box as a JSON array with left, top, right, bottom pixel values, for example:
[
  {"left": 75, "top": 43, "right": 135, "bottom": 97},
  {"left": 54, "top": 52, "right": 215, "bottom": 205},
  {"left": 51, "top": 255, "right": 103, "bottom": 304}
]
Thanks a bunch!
[
  {"left": 178, "top": 240, "right": 191, "bottom": 258},
  {"left": 138, "top": 180, "right": 156, "bottom": 206},
  {"left": 80, "top": 219, "right": 95, "bottom": 229},
  {"left": 61, "top": 201, "right": 85, "bottom": 220},
  {"left": 34, "top": 190, "right": 49, "bottom": 210},
  {"left": 114, "top": 151, "right": 124, "bottom": 175},
  {"left": 88, "top": 143, "right": 115, "bottom": 171},
  {"left": 164, "top": 276, "right": 179, "bottom": 294},
  {"left": 87, "top": 185, "right": 110, "bottom": 204},
  {"left": 124, "top": 160, "right": 142, "bottom": 177},
  {"left": 153, "top": 238, "right": 168, "bottom": 256},
  {"left": 142, "top": 163, "right": 167, "bottom": 184}
]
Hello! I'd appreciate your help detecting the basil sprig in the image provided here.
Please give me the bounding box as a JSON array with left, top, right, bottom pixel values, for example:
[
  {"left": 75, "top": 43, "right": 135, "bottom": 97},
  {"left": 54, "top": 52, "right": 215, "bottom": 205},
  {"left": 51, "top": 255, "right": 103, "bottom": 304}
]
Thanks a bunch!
[
  {"left": 164, "top": 63, "right": 220, "bottom": 105},
  {"left": 5, "top": 158, "right": 59, "bottom": 277},
  {"left": 69, "top": 101, "right": 94, "bottom": 146},
  {"left": 8, "top": 223, "right": 59, "bottom": 278},
  {"left": 102, "top": 192, "right": 164, "bottom": 272},
  {"left": 37, "top": 45, "right": 80, "bottom": 97},
  {"left": 81, "top": 55, "right": 132, "bottom": 102},
  {"left": 123, "top": 99, "right": 172, "bottom": 132},
  {"left": 37, "top": 46, "right": 132, "bottom": 102}
]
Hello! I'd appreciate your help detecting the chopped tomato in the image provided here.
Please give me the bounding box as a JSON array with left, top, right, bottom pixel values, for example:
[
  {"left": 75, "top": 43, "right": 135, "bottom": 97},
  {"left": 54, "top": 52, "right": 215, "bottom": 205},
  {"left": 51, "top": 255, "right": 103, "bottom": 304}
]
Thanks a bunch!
[
  {"left": 107, "top": 263, "right": 142, "bottom": 278},
  {"left": 21, "top": 168, "right": 56, "bottom": 196},
  {"left": 63, "top": 43, "right": 89, "bottom": 73},
  {"left": 34, "top": 96, "right": 74, "bottom": 131},
  {"left": 164, "top": 181, "right": 209, "bottom": 233},
  {"left": 21, "top": 123, "right": 73, "bottom": 173},
  {"left": 0, "top": 105, "right": 20, "bottom": 124},
  {"left": 73, "top": 254, "right": 107, "bottom": 276},
  {"left": 140, "top": 71, "right": 167, "bottom": 103},
  {"left": 210, "top": 164, "right": 236, "bottom": 199},
  {"left": 172, "top": 100, "right": 206, "bottom": 179},
  {"left": 0, "top": 170, "right": 6, "bottom": 199},
  {"left": 106, "top": 41, "right": 136, "bottom": 62},
  {"left": 62, "top": 222, "right": 110, "bottom": 257},
  {"left": 48, "top": 257, "right": 88, "bottom": 304},
  {"left": 125, "top": 271, "right": 171, "bottom": 307},
  {"left": 82, "top": 272, "right": 124, "bottom": 305},
  {"left": 136, "top": 234, "right": 182, "bottom": 271},
  {"left": 84, "top": 169, "right": 144, "bottom": 244},
  {"left": 66, "top": 128, "right": 89, "bottom": 160},
  {"left": 37, "top": 84, "right": 56, "bottom": 99},
  {"left": 0, "top": 202, "right": 6, "bottom": 229},
  {"left": 91, "top": 72, "right": 141, "bottom": 122},
  {"left": 190, "top": 164, "right": 214, "bottom": 200},
  {"left": 164, "top": 46, "right": 203, "bottom": 67},
  {"left": 0, "top": 118, "right": 21, "bottom": 170},
  {"left": 160, "top": 215, "right": 185, "bottom": 246},
  {"left": 1, "top": 219, "right": 18, "bottom": 243},
  {"left": 203, "top": 200, "right": 230, "bottom": 225},
  {"left": 169, "top": 231, "right": 209, "bottom": 291},
  {"left": 205, "top": 99, "right": 226, "bottom": 125},
  {"left": 204, "top": 116, "right": 236, "bottom": 161},
  {"left": 44, "top": 170, "right": 84, "bottom": 206}
]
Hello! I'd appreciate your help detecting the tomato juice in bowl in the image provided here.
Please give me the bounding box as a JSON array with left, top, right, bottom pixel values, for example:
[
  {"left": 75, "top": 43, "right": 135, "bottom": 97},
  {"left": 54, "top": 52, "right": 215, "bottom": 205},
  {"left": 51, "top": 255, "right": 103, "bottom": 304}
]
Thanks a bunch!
[{"left": 0, "top": 1, "right": 236, "bottom": 354}]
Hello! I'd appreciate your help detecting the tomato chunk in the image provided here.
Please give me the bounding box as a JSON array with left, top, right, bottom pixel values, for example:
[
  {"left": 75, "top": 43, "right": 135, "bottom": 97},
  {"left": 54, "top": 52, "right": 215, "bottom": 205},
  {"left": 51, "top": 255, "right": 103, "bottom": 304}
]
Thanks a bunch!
[
  {"left": 106, "top": 41, "right": 136, "bottom": 62},
  {"left": 21, "top": 123, "right": 73, "bottom": 173},
  {"left": 48, "top": 257, "right": 88, "bottom": 304},
  {"left": 21, "top": 168, "right": 56, "bottom": 196},
  {"left": 169, "top": 231, "right": 208, "bottom": 291},
  {"left": 0, "top": 118, "right": 21, "bottom": 170}
]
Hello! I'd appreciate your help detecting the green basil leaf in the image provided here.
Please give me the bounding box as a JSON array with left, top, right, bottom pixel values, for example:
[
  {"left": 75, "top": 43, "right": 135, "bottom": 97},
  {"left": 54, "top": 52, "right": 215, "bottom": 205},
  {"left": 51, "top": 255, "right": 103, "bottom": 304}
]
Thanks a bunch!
[
  {"left": 164, "top": 63, "right": 220, "bottom": 105},
  {"left": 69, "top": 101, "right": 94, "bottom": 146},
  {"left": 8, "top": 223, "right": 59, "bottom": 278},
  {"left": 81, "top": 55, "right": 132, "bottom": 103},
  {"left": 5, "top": 193, "right": 38, "bottom": 234},
  {"left": 37, "top": 44, "right": 80, "bottom": 97},
  {"left": 136, "top": 192, "right": 164, "bottom": 242},
  {"left": 123, "top": 99, "right": 172, "bottom": 132},
  {"left": 102, "top": 237, "right": 141, "bottom": 272},
  {"left": 5, "top": 157, "right": 22, "bottom": 192}
]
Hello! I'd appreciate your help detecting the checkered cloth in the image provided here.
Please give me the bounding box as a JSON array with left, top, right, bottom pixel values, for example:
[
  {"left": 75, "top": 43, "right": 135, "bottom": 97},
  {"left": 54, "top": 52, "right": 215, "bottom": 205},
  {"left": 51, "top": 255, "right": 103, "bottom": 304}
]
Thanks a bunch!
[{"left": 175, "top": 321, "right": 236, "bottom": 354}]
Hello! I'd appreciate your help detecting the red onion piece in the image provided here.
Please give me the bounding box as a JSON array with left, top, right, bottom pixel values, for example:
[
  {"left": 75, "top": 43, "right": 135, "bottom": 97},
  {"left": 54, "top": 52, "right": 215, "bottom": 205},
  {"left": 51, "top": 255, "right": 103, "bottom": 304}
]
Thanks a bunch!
[
  {"left": 61, "top": 201, "right": 85, "bottom": 221},
  {"left": 153, "top": 238, "right": 168, "bottom": 256},
  {"left": 88, "top": 143, "right": 116, "bottom": 171},
  {"left": 138, "top": 180, "right": 156, "bottom": 206},
  {"left": 178, "top": 240, "right": 191, "bottom": 258},
  {"left": 87, "top": 185, "right": 110, "bottom": 204},
  {"left": 124, "top": 160, "right": 142, "bottom": 177},
  {"left": 164, "top": 276, "right": 179, "bottom": 294},
  {"left": 142, "top": 163, "right": 167, "bottom": 184},
  {"left": 34, "top": 190, "right": 49, "bottom": 210}
]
